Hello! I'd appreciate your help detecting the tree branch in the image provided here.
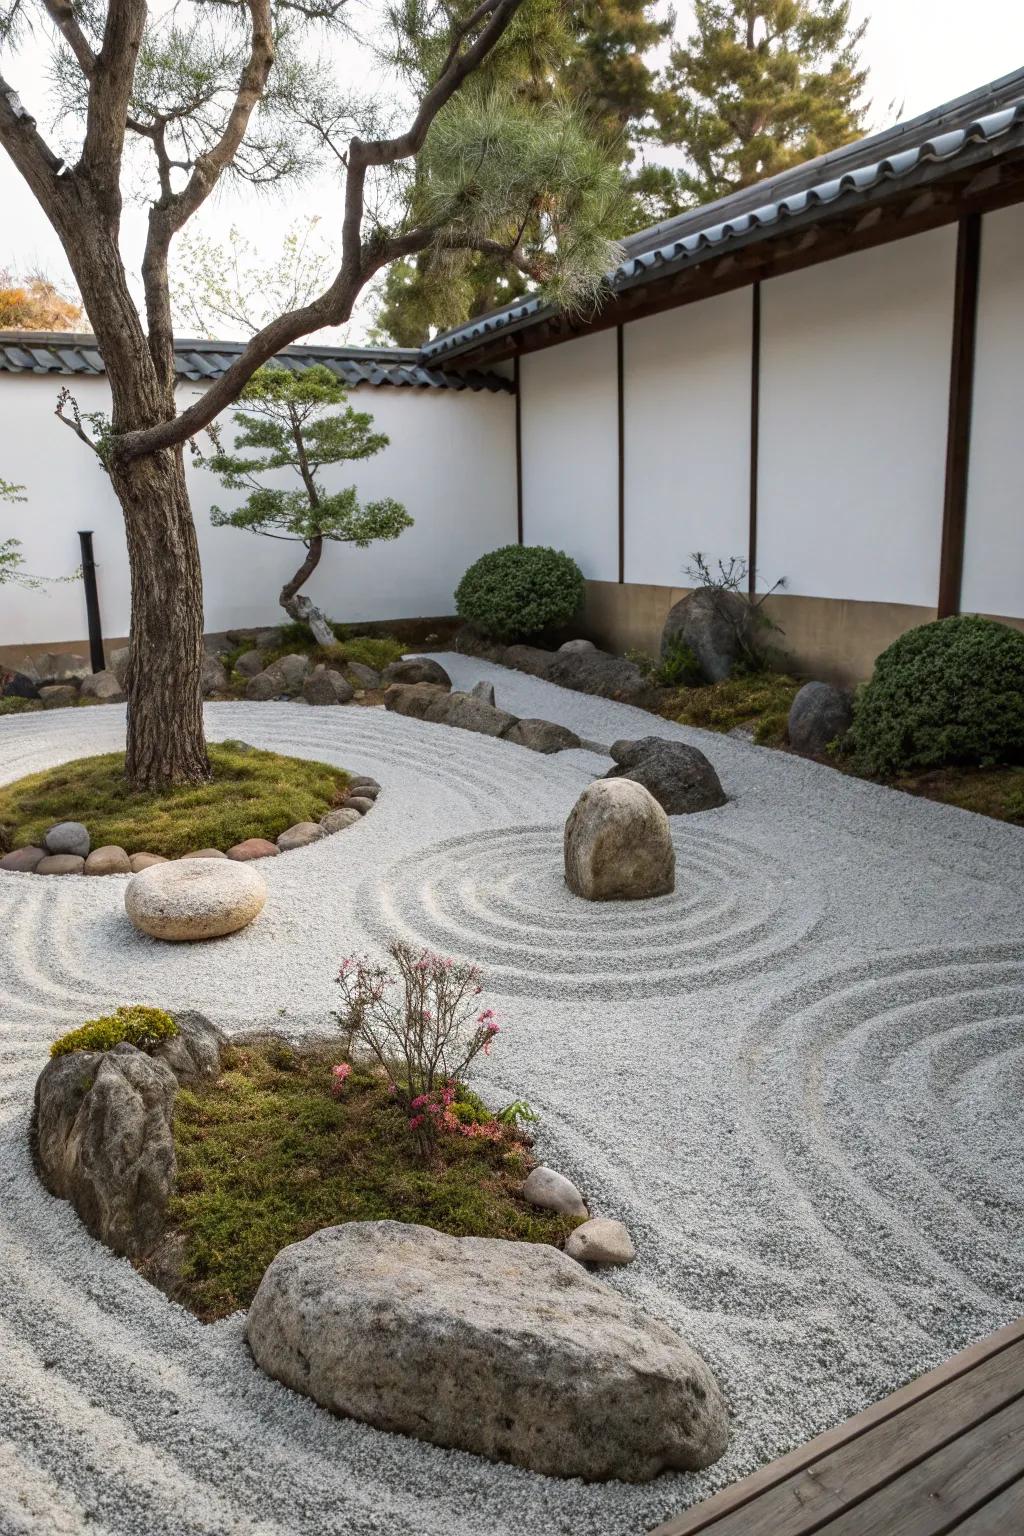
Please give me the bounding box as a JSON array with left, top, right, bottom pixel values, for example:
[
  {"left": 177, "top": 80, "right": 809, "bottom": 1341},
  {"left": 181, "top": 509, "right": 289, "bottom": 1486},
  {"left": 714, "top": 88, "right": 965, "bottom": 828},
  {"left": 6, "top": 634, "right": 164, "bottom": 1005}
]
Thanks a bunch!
[
  {"left": 81, "top": 0, "right": 148, "bottom": 214},
  {"left": 0, "top": 71, "right": 69, "bottom": 221},
  {"left": 40, "top": 0, "right": 97, "bottom": 77}
]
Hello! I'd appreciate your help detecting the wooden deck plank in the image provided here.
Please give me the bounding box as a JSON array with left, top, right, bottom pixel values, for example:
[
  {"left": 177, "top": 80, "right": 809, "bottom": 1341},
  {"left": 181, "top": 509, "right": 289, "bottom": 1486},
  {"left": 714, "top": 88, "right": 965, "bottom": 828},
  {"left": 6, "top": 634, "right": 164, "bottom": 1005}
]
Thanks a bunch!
[
  {"left": 820, "top": 1392, "right": 1024, "bottom": 1535},
  {"left": 658, "top": 1342, "right": 1024, "bottom": 1536},
  {"left": 948, "top": 1476, "right": 1024, "bottom": 1532},
  {"left": 653, "top": 1318, "right": 1024, "bottom": 1536}
]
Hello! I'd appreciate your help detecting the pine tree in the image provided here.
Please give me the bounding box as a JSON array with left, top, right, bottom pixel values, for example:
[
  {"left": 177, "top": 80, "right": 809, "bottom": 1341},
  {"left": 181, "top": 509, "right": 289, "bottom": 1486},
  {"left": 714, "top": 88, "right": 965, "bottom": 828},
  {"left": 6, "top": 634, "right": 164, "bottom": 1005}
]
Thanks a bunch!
[
  {"left": 372, "top": 0, "right": 672, "bottom": 344},
  {"left": 205, "top": 367, "right": 412, "bottom": 642},
  {"left": 659, "top": 1, "right": 869, "bottom": 210}
]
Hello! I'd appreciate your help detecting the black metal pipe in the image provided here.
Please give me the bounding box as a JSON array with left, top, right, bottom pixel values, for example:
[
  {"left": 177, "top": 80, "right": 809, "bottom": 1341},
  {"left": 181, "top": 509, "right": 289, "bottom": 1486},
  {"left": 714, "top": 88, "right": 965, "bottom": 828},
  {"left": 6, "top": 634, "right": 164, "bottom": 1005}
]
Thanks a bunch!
[{"left": 77, "top": 530, "right": 105, "bottom": 673}]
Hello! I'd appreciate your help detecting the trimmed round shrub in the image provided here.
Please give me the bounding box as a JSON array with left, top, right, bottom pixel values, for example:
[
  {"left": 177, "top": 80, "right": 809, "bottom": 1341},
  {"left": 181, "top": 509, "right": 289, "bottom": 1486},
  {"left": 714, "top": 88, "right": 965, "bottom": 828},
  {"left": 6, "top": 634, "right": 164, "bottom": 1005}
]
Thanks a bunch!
[
  {"left": 51, "top": 1005, "right": 178, "bottom": 1059},
  {"left": 844, "top": 616, "right": 1024, "bottom": 775},
  {"left": 455, "top": 545, "right": 585, "bottom": 641}
]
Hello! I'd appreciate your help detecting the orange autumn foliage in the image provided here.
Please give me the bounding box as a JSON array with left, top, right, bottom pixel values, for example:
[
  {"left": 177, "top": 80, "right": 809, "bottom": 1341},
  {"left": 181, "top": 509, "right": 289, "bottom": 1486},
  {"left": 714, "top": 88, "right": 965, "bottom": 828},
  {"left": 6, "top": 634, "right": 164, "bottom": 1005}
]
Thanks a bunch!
[{"left": 0, "top": 270, "right": 85, "bottom": 331}]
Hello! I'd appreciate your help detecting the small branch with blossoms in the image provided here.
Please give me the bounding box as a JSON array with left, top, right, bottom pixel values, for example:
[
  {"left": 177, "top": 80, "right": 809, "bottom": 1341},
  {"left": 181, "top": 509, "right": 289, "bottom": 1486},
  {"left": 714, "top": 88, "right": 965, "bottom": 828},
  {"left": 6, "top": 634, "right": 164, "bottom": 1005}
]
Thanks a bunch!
[{"left": 333, "top": 941, "right": 502, "bottom": 1154}]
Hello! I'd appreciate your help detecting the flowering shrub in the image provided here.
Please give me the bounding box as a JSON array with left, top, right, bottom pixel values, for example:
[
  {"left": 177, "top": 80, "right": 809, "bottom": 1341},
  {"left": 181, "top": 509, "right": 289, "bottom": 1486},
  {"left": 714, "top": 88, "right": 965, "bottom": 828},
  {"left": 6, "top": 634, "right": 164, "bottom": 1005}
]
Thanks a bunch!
[{"left": 335, "top": 941, "right": 502, "bottom": 1151}]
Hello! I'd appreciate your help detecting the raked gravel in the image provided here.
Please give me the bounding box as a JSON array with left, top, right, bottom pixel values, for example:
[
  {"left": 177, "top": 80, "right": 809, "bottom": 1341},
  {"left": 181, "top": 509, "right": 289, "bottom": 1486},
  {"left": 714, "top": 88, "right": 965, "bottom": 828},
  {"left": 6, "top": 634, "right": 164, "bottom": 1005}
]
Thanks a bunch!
[{"left": 1, "top": 652, "right": 1022, "bottom": 1536}]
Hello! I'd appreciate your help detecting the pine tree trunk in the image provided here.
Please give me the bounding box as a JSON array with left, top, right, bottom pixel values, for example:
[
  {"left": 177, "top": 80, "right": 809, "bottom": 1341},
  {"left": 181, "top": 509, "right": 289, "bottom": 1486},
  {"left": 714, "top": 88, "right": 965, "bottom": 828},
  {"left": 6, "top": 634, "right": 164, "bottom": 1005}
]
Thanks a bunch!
[{"left": 109, "top": 447, "right": 211, "bottom": 789}]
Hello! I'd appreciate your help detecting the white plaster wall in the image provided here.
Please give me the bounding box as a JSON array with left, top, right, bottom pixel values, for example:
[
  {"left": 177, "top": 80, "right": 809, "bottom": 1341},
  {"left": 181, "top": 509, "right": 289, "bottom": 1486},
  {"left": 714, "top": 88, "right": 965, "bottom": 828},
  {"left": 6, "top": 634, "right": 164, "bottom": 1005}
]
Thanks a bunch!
[
  {"left": 757, "top": 226, "right": 957, "bottom": 605},
  {"left": 623, "top": 288, "right": 752, "bottom": 587},
  {"left": 519, "top": 329, "right": 618, "bottom": 580},
  {"left": 0, "top": 374, "right": 516, "bottom": 645},
  {"left": 961, "top": 203, "right": 1024, "bottom": 619}
]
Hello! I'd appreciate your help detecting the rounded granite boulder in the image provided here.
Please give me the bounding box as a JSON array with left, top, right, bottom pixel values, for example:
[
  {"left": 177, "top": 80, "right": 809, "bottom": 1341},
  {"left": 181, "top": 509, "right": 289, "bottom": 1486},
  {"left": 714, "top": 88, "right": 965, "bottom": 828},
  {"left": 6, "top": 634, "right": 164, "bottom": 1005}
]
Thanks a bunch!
[
  {"left": 564, "top": 779, "right": 675, "bottom": 901},
  {"left": 124, "top": 858, "right": 267, "bottom": 941}
]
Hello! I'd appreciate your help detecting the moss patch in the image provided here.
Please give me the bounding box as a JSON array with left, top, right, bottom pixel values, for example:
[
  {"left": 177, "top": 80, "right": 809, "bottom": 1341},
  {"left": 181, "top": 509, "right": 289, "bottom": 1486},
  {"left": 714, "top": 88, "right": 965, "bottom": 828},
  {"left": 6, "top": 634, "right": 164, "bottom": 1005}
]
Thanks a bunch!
[
  {"left": 52, "top": 1005, "right": 177, "bottom": 1058},
  {"left": 660, "top": 670, "right": 802, "bottom": 747},
  {"left": 164, "top": 1041, "right": 576, "bottom": 1321},
  {"left": 0, "top": 743, "right": 349, "bottom": 857},
  {"left": 865, "top": 764, "right": 1024, "bottom": 825}
]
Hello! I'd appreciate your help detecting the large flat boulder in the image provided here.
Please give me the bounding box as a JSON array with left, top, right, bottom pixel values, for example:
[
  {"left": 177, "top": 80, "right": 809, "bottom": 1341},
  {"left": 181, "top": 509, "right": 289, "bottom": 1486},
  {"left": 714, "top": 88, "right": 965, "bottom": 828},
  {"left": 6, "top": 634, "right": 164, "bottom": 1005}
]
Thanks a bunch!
[
  {"left": 503, "top": 718, "right": 582, "bottom": 754},
  {"left": 33, "top": 1042, "right": 177, "bottom": 1257},
  {"left": 381, "top": 657, "right": 452, "bottom": 689},
  {"left": 246, "top": 1221, "right": 728, "bottom": 1481},
  {"left": 544, "top": 648, "right": 648, "bottom": 700},
  {"left": 124, "top": 858, "right": 266, "bottom": 941},
  {"left": 606, "top": 736, "right": 727, "bottom": 814},
  {"left": 564, "top": 779, "right": 675, "bottom": 901},
  {"left": 384, "top": 684, "right": 518, "bottom": 738}
]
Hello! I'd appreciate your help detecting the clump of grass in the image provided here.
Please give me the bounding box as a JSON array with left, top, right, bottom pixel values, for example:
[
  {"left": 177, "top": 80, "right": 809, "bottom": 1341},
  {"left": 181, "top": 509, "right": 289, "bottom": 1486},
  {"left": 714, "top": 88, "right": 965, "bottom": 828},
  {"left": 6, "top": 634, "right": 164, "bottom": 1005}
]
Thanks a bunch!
[
  {"left": 52, "top": 1005, "right": 177, "bottom": 1058},
  {"left": 0, "top": 743, "right": 349, "bottom": 857},
  {"left": 166, "top": 1042, "right": 577, "bottom": 1321},
  {"left": 260, "top": 623, "right": 404, "bottom": 675},
  {"left": 661, "top": 670, "right": 802, "bottom": 746},
  {"left": 0, "top": 696, "right": 43, "bottom": 716}
]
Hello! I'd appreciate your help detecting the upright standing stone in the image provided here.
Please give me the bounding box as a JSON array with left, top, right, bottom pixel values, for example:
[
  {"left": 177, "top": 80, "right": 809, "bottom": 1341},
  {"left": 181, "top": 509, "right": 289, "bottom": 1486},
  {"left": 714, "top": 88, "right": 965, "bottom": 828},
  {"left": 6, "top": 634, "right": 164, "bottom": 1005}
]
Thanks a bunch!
[{"left": 564, "top": 779, "right": 675, "bottom": 901}]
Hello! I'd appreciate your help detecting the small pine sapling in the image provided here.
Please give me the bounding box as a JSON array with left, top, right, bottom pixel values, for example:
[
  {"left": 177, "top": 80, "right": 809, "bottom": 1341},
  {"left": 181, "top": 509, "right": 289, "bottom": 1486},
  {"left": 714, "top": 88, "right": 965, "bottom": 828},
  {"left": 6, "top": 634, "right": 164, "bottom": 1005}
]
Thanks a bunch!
[{"left": 205, "top": 366, "right": 413, "bottom": 644}]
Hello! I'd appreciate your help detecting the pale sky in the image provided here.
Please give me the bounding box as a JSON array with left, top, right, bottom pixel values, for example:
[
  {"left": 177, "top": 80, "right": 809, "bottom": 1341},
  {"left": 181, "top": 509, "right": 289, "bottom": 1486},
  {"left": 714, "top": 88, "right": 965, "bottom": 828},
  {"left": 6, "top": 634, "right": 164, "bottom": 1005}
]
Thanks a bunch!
[{"left": 1, "top": 0, "right": 1022, "bottom": 342}]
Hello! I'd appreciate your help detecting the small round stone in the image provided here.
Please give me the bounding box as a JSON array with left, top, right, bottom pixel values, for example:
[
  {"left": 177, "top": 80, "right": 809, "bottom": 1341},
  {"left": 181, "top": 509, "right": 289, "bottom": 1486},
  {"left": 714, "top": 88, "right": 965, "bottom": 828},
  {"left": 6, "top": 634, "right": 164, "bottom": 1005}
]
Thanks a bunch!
[
  {"left": 227, "top": 838, "right": 280, "bottom": 861},
  {"left": 43, "top": 821, "right": 90, "bottom": 857},
  {"left": 125, "top": 859, "right": 267, "bottom": 941},
  {"left": 277, "top": 822, "right": 325, "bottom": 851},
  {"left": 179, "top": 848, "right": 228, "bottom": 860},
  {"left": 84, "top": 845, "right": 131, "bottom": 876},
  {"left": 320, "top": 809, "right": 362, "bottom": 834},
  {"left": 35, "top": 854, "right": 85, "bottom": 876},
  {"left": 0, "top": 846, "right": 46, "bottom": 873},
  {"left": 129, "top": 853, "right": 168, "bottom": 873},
  {"left": 522, "top": 1166, "right": 588, "bottom": 1219},
  {"left": 343, "top": 797, "right": 375, "bottom": 815},
  {"left": 565, "top": 1217, "right": 636, "bottom": 1266}
]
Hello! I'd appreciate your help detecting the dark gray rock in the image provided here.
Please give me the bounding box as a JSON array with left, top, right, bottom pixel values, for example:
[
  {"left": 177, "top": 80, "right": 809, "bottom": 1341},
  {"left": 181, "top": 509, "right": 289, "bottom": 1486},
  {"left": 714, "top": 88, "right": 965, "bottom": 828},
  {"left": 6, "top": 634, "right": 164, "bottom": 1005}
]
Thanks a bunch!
[
  {"left": 381, "top": 657, "right": 452, "bottom": 689},
  {"left": 470, "top": 680, "right": 496, "bottom": 706},
  {"left": 302, "top": 665, "right": 354, "bottom": 705},
  {"left": 39, "top": 684, "right": 80, "bottom": 708},
  {"left": 153, "top": 1011, "right": 227, "bottom": 1084},
  {"left": 1, "top": 668, "right": 39, "bottom": 700},
  {"left": 246, "top": 1221, "right": 728, "bottom": 1482},
  {"left": 384, "top": 684, "right": 518, "bottom": 738},
  {"left": 544, "top": 649, "right": 648, "bottom": 700},
  {"left": 787, "top": 681, "right": 853, "bottom": 755},
  {"left": 32, "top": 651, "right": 90, "bottom": 686},
  {"left": 503, "top": 718, "right": 582, "bottom": 753},
  {"left": 226, "top": 626, "right": 281, "bottom": 648},
  {"left": 245, "top": 670, "right": 282, "bottom": 702},
  {"left": 504, "top": 644, "right": 557, "bottom": 678},
  {"left": 33, "top": 1043, "right": 177, "bottom": 1258},
  {"left": 44, "top": 821, "right": 90, "bottom": 857},
  {"left": 345, "top": 661, "right": 381, "bottom": 689},
  {"left": 661, "top": 587, "right": 756, "bottom": 682},
  {"left": 201, "top": 654, "right": 229, "bottom": 696},
  {"left": 606, "top": 737, "right": 727, "bottom": 815},
  {"left": 233, "top": 648, "right": 266, "bottom": 678}
]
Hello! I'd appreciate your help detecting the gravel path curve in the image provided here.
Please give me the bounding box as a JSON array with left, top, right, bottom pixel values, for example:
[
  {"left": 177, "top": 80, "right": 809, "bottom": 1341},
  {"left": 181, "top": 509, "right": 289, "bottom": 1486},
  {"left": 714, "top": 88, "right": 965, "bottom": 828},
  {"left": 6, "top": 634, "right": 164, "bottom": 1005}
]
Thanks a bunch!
[{"left": 1, "top": 652, "right": 1022, "bottom": 1536}]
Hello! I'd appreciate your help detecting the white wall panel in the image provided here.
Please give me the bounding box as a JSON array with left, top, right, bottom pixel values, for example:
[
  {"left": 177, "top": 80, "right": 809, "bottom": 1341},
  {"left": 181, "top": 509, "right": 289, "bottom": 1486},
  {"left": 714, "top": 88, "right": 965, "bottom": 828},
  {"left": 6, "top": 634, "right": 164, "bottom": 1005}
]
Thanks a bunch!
[
  {"left": 757, "top": 227, "right": 957, "bottom": 605},
  {"left": 623, "top": 288, "right": 752, "bottom": 588},
  {"left": 961, "top": 203, "right": 1024, "bottom": 619},
  {"left": 520, "top": 329, "right": 618, "bottom": 580},
  {"left": 0, "top": 376, "right": 516, "bottom": 645}
]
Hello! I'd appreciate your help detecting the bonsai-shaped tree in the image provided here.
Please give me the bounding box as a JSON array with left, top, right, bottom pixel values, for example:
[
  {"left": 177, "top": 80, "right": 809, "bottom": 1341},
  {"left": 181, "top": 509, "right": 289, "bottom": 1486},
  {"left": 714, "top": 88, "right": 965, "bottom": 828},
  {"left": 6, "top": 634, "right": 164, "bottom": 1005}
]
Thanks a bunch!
[{"left": 206, "top": 365, "right": 413, "bottom": 644}]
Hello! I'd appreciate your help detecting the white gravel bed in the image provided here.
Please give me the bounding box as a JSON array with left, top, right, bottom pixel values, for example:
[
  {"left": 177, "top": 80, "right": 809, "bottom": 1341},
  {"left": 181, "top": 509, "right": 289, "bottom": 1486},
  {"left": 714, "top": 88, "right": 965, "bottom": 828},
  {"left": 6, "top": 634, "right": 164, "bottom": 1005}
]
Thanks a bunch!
[{"left": 0, "top": 653, "right": 1022, "bottom": 1536}]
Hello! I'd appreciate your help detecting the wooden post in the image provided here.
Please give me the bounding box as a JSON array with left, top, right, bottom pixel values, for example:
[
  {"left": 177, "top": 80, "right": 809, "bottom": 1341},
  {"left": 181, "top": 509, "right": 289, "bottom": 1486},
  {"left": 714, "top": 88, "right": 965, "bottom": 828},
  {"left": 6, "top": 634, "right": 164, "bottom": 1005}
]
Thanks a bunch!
[
  {"left": 617, "top": 324, "right": 625, "bottom": 583},
  {"left": 513, "top": 357, "right": 523, "bottom": 545},
  {"left": 748, "top": 282, "right": 761, "bottom": 596},
  {"left": 938, "top": 213, "right": 982, "bottom": 618},
  {"left": 77, "top": 530, "right": 105, "bottom": 674}
]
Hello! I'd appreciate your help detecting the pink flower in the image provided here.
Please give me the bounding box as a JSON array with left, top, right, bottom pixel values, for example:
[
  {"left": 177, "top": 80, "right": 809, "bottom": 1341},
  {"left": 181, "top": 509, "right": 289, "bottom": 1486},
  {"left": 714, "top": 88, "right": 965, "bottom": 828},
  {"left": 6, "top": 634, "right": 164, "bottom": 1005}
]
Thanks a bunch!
[
  {"left": 408, "top": 1114, "right": 424, "bottom": 1130},
  {"left": 332, "top": 1063, "right": 352, "bottom": 1081}
]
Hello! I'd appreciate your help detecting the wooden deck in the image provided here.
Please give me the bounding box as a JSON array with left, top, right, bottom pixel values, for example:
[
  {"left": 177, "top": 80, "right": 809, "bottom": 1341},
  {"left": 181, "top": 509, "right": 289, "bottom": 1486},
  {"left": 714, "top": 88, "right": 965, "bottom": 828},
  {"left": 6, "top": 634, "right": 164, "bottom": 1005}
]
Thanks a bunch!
[{"left": 654, "top": 1318, "right": 1024, "bottom": 1536}]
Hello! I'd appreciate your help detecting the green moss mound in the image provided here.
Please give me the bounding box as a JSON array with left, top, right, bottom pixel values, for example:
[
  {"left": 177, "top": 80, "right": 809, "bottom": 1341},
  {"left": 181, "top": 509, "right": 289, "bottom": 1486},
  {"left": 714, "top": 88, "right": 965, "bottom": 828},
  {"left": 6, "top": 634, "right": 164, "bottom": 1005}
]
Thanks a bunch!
[
  {"left": 165, "top": 1041, "right": 579, "bottom": 1320},
  {"left": 0, "top": 743, "right": 349, "bottom": 857},
  {"left": 455, "top": 545, "right": 585, "bottom": 641},
  {"left": 844, "top": 616, "right": 1024, "bottom": 776},
  {"left": 664, "top": 670, "right": 802, "bottom": 747},
  {"left": 52, "top": 1005, "right": 178, "bottom": 1058}
]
